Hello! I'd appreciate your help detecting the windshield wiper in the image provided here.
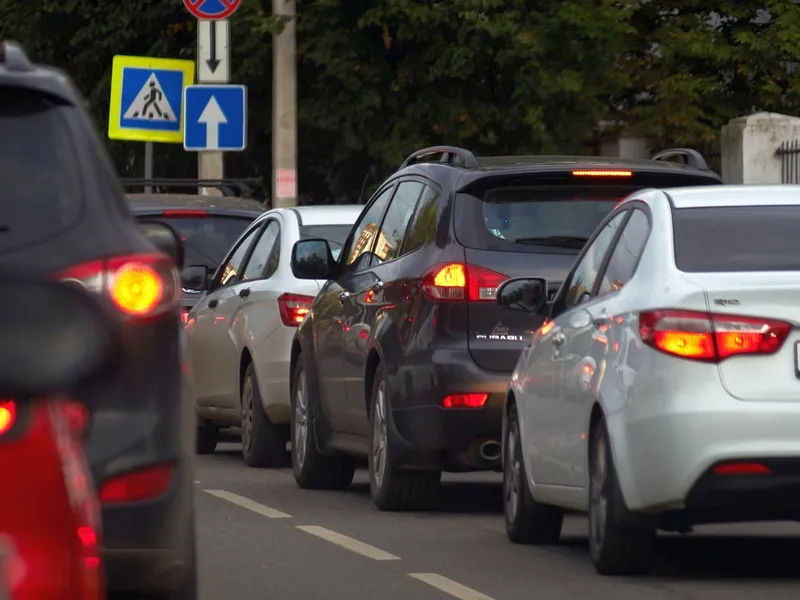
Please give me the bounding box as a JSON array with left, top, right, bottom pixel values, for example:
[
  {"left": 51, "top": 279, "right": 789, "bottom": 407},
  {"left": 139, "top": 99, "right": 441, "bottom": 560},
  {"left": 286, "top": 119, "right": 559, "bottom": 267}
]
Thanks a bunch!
[{"left": 512, "top": 235, "right": 588, "bottom": 248}]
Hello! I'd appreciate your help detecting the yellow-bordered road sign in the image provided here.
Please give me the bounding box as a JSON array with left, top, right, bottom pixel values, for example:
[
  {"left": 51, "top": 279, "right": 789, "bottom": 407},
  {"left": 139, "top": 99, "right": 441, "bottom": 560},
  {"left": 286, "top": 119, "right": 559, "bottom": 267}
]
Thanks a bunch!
[{"left": 108, "top": 55, "right": 195, "bottom": 143}]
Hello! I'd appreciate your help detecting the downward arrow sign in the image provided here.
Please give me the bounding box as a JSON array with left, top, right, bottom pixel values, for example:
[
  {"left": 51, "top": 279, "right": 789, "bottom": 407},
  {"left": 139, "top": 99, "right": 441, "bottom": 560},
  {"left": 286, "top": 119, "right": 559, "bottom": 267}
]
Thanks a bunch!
[
  {"left": 206, "top": 21, "right": 220, "bottom": 73},
  {"left": 198, "top": 96, "right": 227, "bottom": 150}
]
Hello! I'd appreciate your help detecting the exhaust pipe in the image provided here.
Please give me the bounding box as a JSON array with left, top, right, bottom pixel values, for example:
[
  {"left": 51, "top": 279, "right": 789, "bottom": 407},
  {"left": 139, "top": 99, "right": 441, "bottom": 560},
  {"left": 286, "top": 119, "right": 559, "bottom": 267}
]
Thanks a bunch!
[{"left": 479, "top": 440, "right": 501, "bottom": 461}]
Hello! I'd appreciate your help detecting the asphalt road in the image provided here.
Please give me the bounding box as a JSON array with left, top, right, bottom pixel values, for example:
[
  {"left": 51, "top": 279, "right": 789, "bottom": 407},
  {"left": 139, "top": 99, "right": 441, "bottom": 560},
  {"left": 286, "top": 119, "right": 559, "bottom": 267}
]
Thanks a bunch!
[{"left": 197, "top": 440, "right": 800, "bottom": 600}]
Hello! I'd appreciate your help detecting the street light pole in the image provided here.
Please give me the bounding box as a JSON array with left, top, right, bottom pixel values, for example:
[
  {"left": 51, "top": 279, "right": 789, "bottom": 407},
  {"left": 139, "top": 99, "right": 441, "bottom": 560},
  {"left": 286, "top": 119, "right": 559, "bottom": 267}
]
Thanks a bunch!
[{"left": 272, "top": 0, "right": 298, "bottom": 207}]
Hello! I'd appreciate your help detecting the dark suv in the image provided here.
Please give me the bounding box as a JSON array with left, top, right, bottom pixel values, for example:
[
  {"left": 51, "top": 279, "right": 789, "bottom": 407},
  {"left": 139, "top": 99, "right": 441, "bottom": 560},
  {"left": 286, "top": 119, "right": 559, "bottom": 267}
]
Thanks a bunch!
[
  {"left": 0, "top": 42, "right": 195, "bottom": 598},
  {"left": 287, "top": 145, "right": 722, "bottom": 511}
]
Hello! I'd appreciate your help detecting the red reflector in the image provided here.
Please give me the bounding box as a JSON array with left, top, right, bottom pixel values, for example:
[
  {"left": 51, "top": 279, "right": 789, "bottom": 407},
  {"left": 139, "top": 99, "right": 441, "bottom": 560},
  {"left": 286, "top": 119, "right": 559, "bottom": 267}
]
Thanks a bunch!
[
  {"left": 441, "top": 393, "right": 489, "bottom": 408},
  {"left": 638, "top": 310, "right": 791, "bottom": 362},
  {"left": 713, "top": 462, "right": 771, "bottom": 476},
  {"left": 161, "top": 209, "right": 209, "bottom": 217},
  {"left": 277, "top": 293, "right": 314, "bottom": 326},
  {"left": 572, "top": 169, "right": 632, "bottom": 177},
  {"left": 421, "top": 263, "right": 507, "bottom": 302},
  {"left": 98, "top": 463, "right": 174, "bottom": 504},
  {"left": 180, "top": 307, "right": 190, "bottom": 323},
  {"left": 0, "top": 399, "right": 16, "bottom": 434}
]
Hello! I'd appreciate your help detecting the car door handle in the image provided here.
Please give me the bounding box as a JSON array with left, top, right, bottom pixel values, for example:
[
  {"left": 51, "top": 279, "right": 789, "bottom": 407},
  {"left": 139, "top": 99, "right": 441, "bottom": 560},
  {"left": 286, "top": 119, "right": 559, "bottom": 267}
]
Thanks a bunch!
[
  {"left": 369, "top": 280, "right": 384, "bottom": 292},
  {"left": 338, "top": 291, "right": 351, "bottom": 302},
  {"left": 208, "top": 298, "right": 218, "bottom": 309},
  {"left": 552, "top": 332, "right": 566, "bottom": 347},
  {"left": 239, "top": 288, "right": 251, "bottom": 299}
]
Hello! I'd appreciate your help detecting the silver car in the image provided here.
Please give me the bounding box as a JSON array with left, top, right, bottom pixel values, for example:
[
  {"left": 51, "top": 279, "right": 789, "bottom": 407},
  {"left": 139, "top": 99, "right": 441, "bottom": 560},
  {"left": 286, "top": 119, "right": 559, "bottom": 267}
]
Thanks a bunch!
[{"left": 498, "top": 185, "right": 800, "bottom": 576}]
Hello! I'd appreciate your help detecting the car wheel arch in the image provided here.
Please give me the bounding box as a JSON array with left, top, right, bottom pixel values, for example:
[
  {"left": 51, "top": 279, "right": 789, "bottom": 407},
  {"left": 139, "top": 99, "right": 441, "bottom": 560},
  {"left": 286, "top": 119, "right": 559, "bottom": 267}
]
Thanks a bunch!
[{"left": 364, "top": 349, "right": 383, "bottom": 417}]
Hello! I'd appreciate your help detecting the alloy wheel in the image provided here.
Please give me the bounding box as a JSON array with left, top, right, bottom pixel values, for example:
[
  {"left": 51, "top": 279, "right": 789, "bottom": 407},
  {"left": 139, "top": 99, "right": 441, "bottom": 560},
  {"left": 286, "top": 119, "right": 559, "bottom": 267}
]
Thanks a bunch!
[
  {"left": 372, "top": 381, "right": 388, "bottom": 487},
  {"left": 294, "top": 372, "right": 308, "bottom": 469},
  {"left": 589, "top": 434, "right": 608, "bottom": 552},
  {"left": 241, "top": 377, "right": 254, "bottom": 453},
  {"left": 504, "top": 424, "right": 520, "bottom": 521}
]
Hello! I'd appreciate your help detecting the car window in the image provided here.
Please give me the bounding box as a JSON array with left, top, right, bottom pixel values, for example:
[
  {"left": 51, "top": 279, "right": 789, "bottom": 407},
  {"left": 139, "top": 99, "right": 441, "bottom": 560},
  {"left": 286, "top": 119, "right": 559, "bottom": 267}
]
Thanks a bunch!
[
  {"left": 596, "top": 209, "right": 650, "bottom": 296},
  {"left": 217, "top": 226, "right": 261, "bottom": 288},
  {"left": 563, "top": 211, "right": 628, "bottom": 307},
  {"left": 404, "top": 185, "right": 441, "bottom": 254},
  {"left": 343, "top": 185, "right": 394, "bottom": 269},
  {"left": 242, "top": 220, "right": 280, "bottom": 281},
  {"left": 374, "top": 181, "right": 424, "bottom": 263},
  {"left": 299, "top": 224, "right": 352, "bottom": 261}
]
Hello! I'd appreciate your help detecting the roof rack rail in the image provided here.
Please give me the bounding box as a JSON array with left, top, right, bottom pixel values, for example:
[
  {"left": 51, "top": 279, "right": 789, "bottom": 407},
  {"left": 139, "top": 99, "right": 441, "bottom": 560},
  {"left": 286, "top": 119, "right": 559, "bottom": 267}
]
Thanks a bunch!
[
  {"left": 651, "top": 148, "right": 709, "bottom": 171},
  {"left": 400, "top": 146, "right": 479, "bottom": 169},
  {"left": 0, "top": 41, "right": 33, "bottom": 72},
  {"left": 120, "top": 177, "right": 264, "bottom": 198}
]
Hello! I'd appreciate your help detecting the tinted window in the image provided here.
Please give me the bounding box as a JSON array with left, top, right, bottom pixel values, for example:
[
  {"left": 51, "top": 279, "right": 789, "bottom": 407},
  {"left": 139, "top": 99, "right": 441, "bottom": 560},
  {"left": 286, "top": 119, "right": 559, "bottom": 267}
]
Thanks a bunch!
[
  {"left": 673, "top": 206, "right": 800, "bottom": 272},
  {"left": 343, "top": 186, "right": 394, "bottom": 268},
  {"left": 0, "top": 90, "right": 81, "bottom": 252},
  {"left": 300, "top": 225, "right": 352, "bottom": 261},
  {"left": 596, "top": 209, "right": 650, "bottom": 296},
  {"left": 375, "top": 181, "right": 423, "bottom": 263},
  {"left": 145, "top": 215, "right": 253, "bottom": 270},
  {"left": 242, "top": 220, "right": 280, "bottom": 280},
  {"left": 404, "top": 186, "right": 441, "bottom": 254},
  {"left": 564, "top": 211, "right": 627, "bottom": 306},
  {"left": 218, "top": 227, "right": 260, "bottom": 287}
]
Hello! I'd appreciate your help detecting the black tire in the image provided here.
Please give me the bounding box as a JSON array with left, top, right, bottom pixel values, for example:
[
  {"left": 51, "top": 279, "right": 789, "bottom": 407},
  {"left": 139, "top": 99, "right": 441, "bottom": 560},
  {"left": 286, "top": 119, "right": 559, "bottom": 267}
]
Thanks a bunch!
[
  {"left": 503, "top": 404, "right": 563, "bottom": 544},
  {"left": 241, "top": 363, "right": 288, "bottom": 468},
  {"left": 291, "top": 355, "right": 356, "bottom": 489},
  {"left": 368, "top": 367, "right": 440, "bottom": 511},
  {"left": 196, "top": 422, "right": 218, "bottom": 455},
  {"left": 588, "top": 418, "right": 656, "bottom": 575}
]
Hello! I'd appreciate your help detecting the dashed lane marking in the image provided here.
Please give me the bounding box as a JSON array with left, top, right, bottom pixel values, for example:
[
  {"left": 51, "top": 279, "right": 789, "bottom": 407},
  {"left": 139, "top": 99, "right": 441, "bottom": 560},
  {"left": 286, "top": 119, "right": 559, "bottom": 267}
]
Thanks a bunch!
[
  {"left": 409, "top": 573, "right": 496, "bottom": 600},
  {"left": 204, "top": 489, "right": 292, "bottom": 519},
  {"left": 296, "top": 525, "right": 401, "bottom": 561}
]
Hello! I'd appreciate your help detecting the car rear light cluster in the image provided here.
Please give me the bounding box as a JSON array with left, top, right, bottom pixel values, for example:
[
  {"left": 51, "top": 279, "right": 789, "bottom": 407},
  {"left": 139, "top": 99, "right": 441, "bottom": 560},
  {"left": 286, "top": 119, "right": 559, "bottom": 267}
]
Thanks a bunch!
[
  {"left": 278, "top": 293, "right": 313, "bottom": 327},
  {"left": 56, "top": 253, "right": 179, "bottom": 319},
  {"left": 421, "top": 263, "right": 507, "bottom": 302},
  {"left": 638, "top": 310, "right": 792, "bottom": 362},
  {"left": 713, "top": 461, "right": 771, "bottom": 476},
  {"left": 0, "top": 400, "right": 15, "bottom": 435}
]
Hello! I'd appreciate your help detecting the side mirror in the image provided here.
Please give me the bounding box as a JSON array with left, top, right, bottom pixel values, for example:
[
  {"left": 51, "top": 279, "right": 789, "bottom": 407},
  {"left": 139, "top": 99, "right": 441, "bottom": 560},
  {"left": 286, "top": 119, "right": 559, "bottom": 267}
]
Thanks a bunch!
[
  {"left": 0, "top": 277, "right": 119, "bottom": 398},
  {"left": 291, "top": 239, "right": 336, "bottom": 280},
  {"left": 182, "top": 264, "right": 210, "bottom": 292},
  {"left": 140, "top": 221, "right": 184, "bottom": 269},
  {"left": 496, "top": 277, "right": 548, "bottom": 314}
]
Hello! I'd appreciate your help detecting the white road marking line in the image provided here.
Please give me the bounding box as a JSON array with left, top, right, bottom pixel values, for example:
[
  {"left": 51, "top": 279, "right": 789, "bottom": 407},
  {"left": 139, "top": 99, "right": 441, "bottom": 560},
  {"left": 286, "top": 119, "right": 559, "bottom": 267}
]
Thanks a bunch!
[
  {"left": 204, "top": 489, "right": 292, "bottom": 519},
  {"left": 296, "top": 525, "right": 400, "bottom": 561},
  {"left": 409, "top": 573, "right": 496, "bottom": 600}
]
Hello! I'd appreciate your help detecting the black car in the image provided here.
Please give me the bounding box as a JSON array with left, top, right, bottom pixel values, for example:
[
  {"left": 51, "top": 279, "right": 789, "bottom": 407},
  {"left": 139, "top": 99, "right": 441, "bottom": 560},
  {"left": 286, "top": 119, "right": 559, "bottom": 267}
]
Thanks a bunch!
[
  {"left": 0, "top": 42, "right": 195, "bottom": 598},
  {"left": 287, "top": 145, "right": 723, "bottom": 511},
  {"left": 126, "top": 192, "right": 265, "bottom": 321}
]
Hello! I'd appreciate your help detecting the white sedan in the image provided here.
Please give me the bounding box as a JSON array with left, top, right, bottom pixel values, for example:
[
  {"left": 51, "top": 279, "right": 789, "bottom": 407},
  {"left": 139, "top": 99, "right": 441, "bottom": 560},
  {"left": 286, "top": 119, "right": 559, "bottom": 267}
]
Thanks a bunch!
[{"left": 184, "top": 204, "right": 363, "bottom": 466}]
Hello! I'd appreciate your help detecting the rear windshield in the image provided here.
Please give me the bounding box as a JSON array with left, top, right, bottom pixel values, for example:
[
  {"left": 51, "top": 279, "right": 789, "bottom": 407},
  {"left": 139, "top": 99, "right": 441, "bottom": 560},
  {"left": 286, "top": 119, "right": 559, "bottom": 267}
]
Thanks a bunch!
[
  {"left": 455, "top": 172, "right": 718, "bottom": 253},
  {"left": 300, "top": 224, "right": 352, "bottom": 260},
  {"left": 0, "top": 90, "right": 82, "bottom": 252},
  {"left": 142, "top": 215, "right": 253, "bottom": 269},
  {"left": 673, "top": 206, "right": 800, "bottom": 272}
]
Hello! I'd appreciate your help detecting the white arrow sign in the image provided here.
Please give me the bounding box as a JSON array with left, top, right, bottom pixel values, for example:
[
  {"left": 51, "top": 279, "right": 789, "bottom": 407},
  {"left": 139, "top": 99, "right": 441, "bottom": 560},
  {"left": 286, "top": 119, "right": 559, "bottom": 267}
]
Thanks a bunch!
[
  {"left": 198, "top": 96, "right": 227, "bottom": 150},
  {"left": 198, "top": 20, "right": 230, "bottom": 83}
]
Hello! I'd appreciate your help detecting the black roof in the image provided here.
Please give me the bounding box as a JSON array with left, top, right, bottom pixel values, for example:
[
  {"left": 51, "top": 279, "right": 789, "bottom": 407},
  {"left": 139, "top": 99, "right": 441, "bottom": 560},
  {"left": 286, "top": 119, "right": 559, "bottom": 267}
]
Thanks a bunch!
[{"left": 126, "top": 193, "right": 266, "bottom": 219}]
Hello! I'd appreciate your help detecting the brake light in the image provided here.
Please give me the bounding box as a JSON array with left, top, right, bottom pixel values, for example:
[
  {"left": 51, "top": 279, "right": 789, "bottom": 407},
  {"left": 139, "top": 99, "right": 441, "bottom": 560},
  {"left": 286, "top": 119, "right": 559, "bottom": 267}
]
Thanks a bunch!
[
  {"left": 421, "top": 263, "right": 507, "bottom": 302},
  {"left": 278, "top": 293, "right": 313, "bottom": 326},
  {"left": 0, "top": 399, "right": 15, "bottom": 435},
  {"left": 572, "top": 169, "right": 632, "bottom": 177},
  {"left": 441, "top": 393, "right": 489, "bottom": 408},
  {"left": 713, "top": 462, "right": 771, "bottom": 476},
  {"left": 638, "top": 310, "right": 791, "bottom": 362},
  {"left": 161, "top": 209, "right": 209, "bottom": 217},
  {"left": 57, "top": 253, "right": 179, "bottom": 319},
  {"left": 98, "top": 463, "right": 174, "bottom": 504}
]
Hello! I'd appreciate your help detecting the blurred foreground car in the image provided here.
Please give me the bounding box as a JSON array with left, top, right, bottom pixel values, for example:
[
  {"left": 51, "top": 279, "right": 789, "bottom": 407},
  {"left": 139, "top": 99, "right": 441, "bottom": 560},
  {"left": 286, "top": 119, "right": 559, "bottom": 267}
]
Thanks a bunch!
[
  {"left": 0, "top": 42, "right": 195, "bottom": 599},
  {"left": 184, "top": 205, "right": 362, "bottom": 466},
  {"left": 288, "top": 145, "right": 722, "bottom": 511},
  {"left": 500, "top": 185, "right": 800, "bottom": 575}
]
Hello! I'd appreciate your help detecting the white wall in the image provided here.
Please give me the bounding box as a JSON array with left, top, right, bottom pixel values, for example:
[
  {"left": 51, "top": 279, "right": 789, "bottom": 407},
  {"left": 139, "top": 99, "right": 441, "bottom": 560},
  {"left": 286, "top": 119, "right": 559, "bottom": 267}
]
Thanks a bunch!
[{"left": 721, "top": 112, "right": 800, "bottom": 184}]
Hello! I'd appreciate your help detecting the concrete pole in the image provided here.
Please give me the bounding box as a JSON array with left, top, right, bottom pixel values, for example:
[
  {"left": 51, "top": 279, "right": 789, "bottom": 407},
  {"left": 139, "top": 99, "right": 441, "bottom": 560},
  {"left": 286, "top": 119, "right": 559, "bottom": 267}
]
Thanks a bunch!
[
  {"left": 272, "top": 0, "right": 298, "bottom": 207},
  {"left": 198, "top": 152, "right": 223, "bottom": 196}
]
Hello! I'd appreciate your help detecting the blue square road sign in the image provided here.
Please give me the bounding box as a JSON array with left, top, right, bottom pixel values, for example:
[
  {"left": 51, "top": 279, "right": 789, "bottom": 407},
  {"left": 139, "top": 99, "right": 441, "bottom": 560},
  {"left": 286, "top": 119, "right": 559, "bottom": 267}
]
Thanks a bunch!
[{"left": 183, "top": 85, "right": 247, "bottom": 152}]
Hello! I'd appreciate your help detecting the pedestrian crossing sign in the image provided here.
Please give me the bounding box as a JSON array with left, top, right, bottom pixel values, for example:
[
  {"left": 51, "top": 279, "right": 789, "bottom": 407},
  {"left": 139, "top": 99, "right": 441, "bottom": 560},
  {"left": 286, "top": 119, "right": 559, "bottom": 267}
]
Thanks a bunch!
[{"left": 108, "top": 55, "right": 195, "bottom": 143}]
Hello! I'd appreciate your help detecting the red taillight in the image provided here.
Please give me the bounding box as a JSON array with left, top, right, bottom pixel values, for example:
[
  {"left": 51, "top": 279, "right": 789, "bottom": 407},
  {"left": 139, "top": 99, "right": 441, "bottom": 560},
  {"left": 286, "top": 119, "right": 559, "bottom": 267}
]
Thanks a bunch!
[
  {"left": 98, "top": 463, "right": 174, "bottom": 504},
  {"left": 638, "top": 310, "right": 791, "bottom": 362},
  {"left": 161, "top": 209, "right": 209, "bottom": 217},
  {"left": 56, "top": 253, "right": 179, "bottom": 319},
  {"left": 441, "top": 393, "right": 489, "bottom": 408},
  {"left": 0, "top": 399, "right": 16, "bottom": 435},
  {"left": 572, "top": 169, "right": 632, "bottom": 177},
  {"left": 421, "top": 263, "right": 507, "bottom": 302},
  {"left": 713, "top": 462, "right": 771, "bottom": 476},
  {"left": 278, "top": 293, "right": 313, "bottom": 327}
]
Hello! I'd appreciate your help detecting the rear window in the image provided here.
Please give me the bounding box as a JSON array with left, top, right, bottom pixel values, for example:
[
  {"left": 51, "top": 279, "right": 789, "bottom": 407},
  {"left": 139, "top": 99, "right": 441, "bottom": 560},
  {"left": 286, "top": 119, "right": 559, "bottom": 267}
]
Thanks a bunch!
[
  {"left": 455, "top": 171, "right": 718, "bottom": 253},
  {"left": 673, "top": 206, "right": 800, "bottom": 272},
  {"left": 0, "top": 89, "right": 82, "bottom": 252},
  {"left": 300, "top": 224, "right": 352, "bottom": 260},
  {"left": 143, "top": 215, "right": 253, "bottom": 269}
]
